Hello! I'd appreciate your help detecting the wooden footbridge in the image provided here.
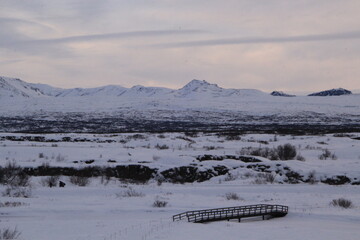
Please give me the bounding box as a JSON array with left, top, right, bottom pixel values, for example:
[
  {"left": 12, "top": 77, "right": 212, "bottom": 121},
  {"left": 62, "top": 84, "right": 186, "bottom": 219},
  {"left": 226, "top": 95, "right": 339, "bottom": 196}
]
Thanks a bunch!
[{"left": 173, "top": 204, "right": 288, "bottom": 223}]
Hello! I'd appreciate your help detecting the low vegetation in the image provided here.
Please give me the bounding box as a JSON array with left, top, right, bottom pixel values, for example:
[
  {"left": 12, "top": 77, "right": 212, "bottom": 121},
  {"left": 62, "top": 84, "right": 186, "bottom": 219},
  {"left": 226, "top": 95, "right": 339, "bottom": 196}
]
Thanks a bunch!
[
  {"left": 152, "top": 196, "right": 168, "bottom": 207},
  {"left": 307, "top": 170, "right": 318, "bottom": 184},
  {"left": 0, "top": 162, "right": 32, "bottom": 198},
  {"left": 330, "top": 198, "right": 353, "bottom": 209},
  {"left": 0, "top": 228, "right": 21, "bottom": 240},
  {"left": 153, "top": 200, "right": 168, "bottom": 208},
  {"left": 40, "top": 176, "right": 60, "bottom": 187},
  {"left": 224, "top": 173, "right": 239, "bottom": 182},
  {"left": 0, "top": 161, "right": 31, "bottom": 187},
  {"left": 69, "top": 176, "right": 90, "bottom": 187},
  {"left": 252, "top": 173, "right": 276, "bottom": 184},
  {"left": 239, "top": 143, "right": 298, "bottom": 160},
  {"left": 0, "top": 201, "right": 25, "bottom": 208},
  {"left": 154, "top": 144, "right": 169, "bottom": 150},
  {"left": 224, "top": 192, "right": 243, "bottom": 201},
  {"left": 116, "top": 187, "right": 145, "bottom": 198},
  {"left": 319, "top": 149, "right": 337, "bottom": 160},
  {"left": 2, "top": 187, "right": 32, "bottom": 198}
]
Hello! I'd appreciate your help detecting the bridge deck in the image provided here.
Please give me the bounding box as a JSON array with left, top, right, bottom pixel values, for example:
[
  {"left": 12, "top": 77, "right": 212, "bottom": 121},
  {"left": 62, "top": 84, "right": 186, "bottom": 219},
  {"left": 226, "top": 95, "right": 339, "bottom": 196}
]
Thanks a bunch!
[{"left": 173, "top": 204, "right": 288, "bottom": 223}]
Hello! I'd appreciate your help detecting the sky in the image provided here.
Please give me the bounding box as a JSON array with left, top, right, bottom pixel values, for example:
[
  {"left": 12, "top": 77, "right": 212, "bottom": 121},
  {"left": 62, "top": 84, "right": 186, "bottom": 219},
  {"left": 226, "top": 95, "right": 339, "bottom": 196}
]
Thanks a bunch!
[{"left": 1, "top": 0, "right": 360, "bottom": 92}]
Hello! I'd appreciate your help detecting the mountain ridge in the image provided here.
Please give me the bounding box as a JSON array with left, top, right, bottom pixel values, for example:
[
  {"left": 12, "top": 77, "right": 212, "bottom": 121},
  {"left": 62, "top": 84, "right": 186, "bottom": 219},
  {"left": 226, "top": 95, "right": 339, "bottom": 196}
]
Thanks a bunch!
[
  {"left": 1, "top": 76, "right": 356, "bottom": 99},
  {"left": 0, "top": 76, "right": 268, "bottom": 99}
]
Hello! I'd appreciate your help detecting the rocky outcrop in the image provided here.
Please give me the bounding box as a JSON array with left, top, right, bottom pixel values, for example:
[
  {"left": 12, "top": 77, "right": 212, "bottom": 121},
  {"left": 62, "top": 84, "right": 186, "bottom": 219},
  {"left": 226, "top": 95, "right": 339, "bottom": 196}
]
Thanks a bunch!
[
  {"left": 160, "top": 165, "right": 229, "bottom": 183},
  {"left": 270, "top": 91, "right": 295, "bottom": 97},
  {"left": 308, "top": 88, "right": 352, "bottom": 96},
  {"left": 196, "top": 154, "right": 262, "bottom": 162}
]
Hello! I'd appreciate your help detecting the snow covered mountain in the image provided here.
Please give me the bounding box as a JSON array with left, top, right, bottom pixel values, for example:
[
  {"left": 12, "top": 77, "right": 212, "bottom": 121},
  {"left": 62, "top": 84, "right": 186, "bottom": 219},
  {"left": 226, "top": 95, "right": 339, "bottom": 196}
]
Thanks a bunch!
[
  {"left": 0, "top": 76, "right": 359, "bottom": 134},
  {"left": 175, "top": 79, "right": 265, "bottom": 98},
  {"left": 32, "top": 83, "right": 174, "bottom": 98},
  {"left": 0, "top": 76, "right": 45, "bottom": 98},
  {"left": 120, "top": 85, "right": 172, "bottom": 97},
  {"left": 0, "top": 77, "right": 185, "bottom": 98},
  {"left": 0, "top": 77, "right": 267, "bottom": 99},
  {"left": 43, "top": 85, "right": 129, "bottom": 97}
]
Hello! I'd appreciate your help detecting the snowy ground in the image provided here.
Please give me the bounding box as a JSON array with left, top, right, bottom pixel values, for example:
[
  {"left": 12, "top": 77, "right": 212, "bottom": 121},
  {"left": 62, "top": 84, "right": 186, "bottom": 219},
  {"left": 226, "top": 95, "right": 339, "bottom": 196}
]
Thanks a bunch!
[
  {"left": 1, "top": 132, "right": 359, "bottom": 180},
  {"left": 1, "top": 132, "right": 360, "bottom": 239},
  {"left": 1, "top": 182, "right": 360, "bottom": 240}
]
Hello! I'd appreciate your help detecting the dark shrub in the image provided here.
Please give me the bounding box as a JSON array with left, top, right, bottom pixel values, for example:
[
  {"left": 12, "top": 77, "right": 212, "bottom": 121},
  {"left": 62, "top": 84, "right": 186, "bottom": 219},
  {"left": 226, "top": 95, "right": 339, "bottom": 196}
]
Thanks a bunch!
[
  {"left": 307, "top": 170, "right": 318, "bottom": 184},
  {"left": 69, "top": 176, "right": 90, "bottom": 187},
  {"left": 319, "top": 149, "right": 337, "bottom": 160},
  {"left": 277, "top": 144, "right": 297, "bottom": 160},
  {"left": 2, "top": 187, "right": 32, "bottom": 198},
  {"left": 330, "top": 198, "right": 353, "bottom": 208},
  {"left": 0, "top": 201, "right": 25, "bottom": 208},
  {"left": 239, "top": 143, "right": 297, "bottom": 160},
  {"left": 0, "top": 227, "right": 21, "bottom": 239},
  {"left": 152, "top": 200, "right": 168, "bottom": 208},
  {"left": 116, "top": 187, "right": 145, "bottom": 198},
  {"left": 40, "top": 176, "right": 60, "bottom": 187},
  {"left": 0, "top": 162, "right": 30, "bottom": 187},
  {"left": 225, "top": 192, "right": 243, "bottom": 200},
  {"left": 155, "top": 144, "right": 169, "bottom": 150}
]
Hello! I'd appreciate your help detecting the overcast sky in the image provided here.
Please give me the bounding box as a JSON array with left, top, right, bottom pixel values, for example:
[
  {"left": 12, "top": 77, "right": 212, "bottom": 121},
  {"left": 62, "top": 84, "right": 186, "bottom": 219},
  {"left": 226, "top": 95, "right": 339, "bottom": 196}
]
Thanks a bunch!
[{"left": 1, "top": 0, "right": 360, "bottom": 92}]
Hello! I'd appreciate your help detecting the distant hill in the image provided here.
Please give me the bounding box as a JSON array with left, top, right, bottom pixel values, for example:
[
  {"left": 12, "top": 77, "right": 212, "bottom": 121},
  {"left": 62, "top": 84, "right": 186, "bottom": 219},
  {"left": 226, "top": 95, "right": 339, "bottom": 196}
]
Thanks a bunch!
[
  {"left": 270, "top": 91, "right": 296, "bottom": 97},
  {"left": 308, "top": 88, "right": 352, "bottom": 96}
]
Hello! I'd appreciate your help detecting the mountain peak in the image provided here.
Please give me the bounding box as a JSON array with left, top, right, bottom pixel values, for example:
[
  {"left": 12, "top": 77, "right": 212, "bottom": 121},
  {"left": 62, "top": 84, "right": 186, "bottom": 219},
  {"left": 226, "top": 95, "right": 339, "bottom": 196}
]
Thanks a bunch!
[
  {"left": 188, "top": 79, "right": 211, "bottom": 85},
  {"left": 183, "top": 79, "right": 215, "bottom": 88},
  {"left": 179, "top": 79, "right": 220, "bottom": 91},
  {"left": 175, "top": 79, "right": 224, "bottom": 97}
]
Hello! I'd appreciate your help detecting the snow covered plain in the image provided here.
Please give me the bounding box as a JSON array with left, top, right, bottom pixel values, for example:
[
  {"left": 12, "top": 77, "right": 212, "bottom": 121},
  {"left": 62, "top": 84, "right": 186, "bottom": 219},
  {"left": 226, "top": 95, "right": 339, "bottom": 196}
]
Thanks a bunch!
[
  {"left": 1, "top": 132, "right": 360, "bottom": 239},
  {"left": 2, "top": 182, "right": 360, "bottom": 240}
]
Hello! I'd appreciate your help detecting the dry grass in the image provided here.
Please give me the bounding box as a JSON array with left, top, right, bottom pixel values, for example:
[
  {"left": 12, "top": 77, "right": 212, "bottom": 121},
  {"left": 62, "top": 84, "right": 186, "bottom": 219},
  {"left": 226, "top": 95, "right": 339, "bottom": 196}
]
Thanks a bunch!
[
  {"left": 330, "top": 198, "right": 353, "bottom": 209},
  {"left": 0, "top": 228, "right": 21, "bottom": 240}
]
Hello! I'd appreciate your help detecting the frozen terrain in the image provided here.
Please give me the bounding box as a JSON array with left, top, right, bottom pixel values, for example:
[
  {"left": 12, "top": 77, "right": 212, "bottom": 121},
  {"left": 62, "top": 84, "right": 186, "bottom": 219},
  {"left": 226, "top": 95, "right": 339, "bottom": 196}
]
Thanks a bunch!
[
  {"left": 0, "top": 132, "right": 360, "bottom": 239},
  {"left": 1, "top": 132, "right": 360, "bottom": 182},
  {"left": 1, "top": 77, "right": 360, "bottom": 239},
  {"left": 1, "top": 182, "right": 360, "bottom": 240}
]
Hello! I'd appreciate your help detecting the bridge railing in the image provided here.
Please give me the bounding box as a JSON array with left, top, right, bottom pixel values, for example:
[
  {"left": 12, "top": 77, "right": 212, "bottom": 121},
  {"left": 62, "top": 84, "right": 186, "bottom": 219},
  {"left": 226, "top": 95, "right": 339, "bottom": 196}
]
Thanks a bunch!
[{"left": 173, "top": 204, "right": 288, "bottom": 222}]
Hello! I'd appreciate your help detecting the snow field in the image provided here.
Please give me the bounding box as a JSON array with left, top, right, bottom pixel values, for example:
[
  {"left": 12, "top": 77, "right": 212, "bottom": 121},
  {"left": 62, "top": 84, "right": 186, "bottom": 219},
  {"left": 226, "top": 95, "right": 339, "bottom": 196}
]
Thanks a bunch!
[
  {"left": 1, "top": 132, "right": 359, "bottom": 178},
  {"left": 1, "top": 132, "right": 360, "bottom": 239},
  {"left": 1, "top": 181, "right": 360, "bottom": 240}
]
